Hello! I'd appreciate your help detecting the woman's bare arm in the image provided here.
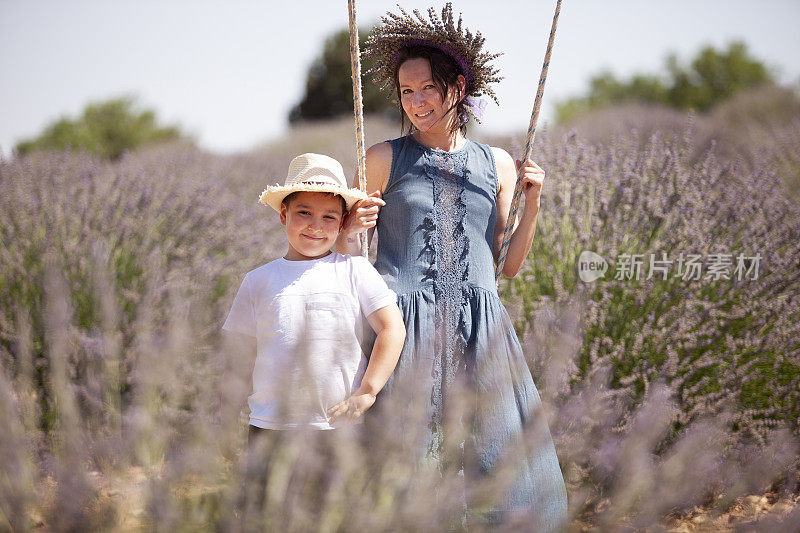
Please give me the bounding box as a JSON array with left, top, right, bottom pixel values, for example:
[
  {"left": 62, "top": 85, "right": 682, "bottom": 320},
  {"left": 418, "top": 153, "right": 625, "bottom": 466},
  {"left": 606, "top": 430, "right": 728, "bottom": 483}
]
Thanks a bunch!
[
  {"left": 335, "top": 142, "right": 392, "bottom": 255},
  {"left": 492, "top": 147, "right": 545, "bottom": 278}
]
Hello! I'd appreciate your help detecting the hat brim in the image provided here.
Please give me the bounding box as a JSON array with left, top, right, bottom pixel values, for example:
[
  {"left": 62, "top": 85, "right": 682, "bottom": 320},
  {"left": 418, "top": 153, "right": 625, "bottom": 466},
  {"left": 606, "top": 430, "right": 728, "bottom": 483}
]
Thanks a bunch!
[{"left": 259, "top": 183, "right": 368, "bottom": 212}]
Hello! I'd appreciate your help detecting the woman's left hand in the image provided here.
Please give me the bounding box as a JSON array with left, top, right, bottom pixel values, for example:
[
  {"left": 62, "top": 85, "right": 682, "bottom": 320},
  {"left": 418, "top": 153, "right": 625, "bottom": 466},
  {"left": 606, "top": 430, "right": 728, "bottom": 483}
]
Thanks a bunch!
[{"left": 515, "top": 158, "right": 545, "bottom": 208}]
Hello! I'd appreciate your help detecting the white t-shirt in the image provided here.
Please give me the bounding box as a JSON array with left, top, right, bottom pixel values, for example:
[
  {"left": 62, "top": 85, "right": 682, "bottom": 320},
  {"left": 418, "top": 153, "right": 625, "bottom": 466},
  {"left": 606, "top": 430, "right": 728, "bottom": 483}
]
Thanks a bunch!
[{"left": 223, "top": 252, "right": 396, "bottom": 430}]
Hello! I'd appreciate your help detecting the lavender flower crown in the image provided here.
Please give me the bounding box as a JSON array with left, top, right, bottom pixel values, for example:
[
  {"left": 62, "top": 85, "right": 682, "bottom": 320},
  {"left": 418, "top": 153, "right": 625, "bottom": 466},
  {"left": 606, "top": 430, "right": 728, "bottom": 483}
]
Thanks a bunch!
[{"left": 363, "top": 3, "right": 503, "bottom": 123}]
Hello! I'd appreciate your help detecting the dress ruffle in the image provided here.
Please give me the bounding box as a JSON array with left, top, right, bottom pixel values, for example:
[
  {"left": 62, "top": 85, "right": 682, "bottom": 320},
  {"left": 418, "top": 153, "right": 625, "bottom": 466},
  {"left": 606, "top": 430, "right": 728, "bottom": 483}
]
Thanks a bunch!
[{"left": 386, "top": 285, "right": 567, "bottom": 525}]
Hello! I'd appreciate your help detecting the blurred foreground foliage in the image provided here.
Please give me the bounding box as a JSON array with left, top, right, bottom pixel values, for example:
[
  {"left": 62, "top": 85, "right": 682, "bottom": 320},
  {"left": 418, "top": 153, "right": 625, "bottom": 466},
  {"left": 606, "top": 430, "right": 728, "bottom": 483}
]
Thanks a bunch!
[
  {"left": 15, "top": 97, "right": 187, "bottom": 160},
  {"left": 0, "top": 95, "right": 799, "bottom": 528},
  {"left": 556, "top": 41, "right": 775, "bottom": 122}
]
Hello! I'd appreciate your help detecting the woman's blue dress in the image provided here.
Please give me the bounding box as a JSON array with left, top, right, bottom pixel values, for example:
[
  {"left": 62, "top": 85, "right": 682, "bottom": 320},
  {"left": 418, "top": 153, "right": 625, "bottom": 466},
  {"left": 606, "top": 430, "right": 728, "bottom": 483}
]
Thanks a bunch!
[{"left": 372, "top": 134, "right": 568, "bottom": 528}]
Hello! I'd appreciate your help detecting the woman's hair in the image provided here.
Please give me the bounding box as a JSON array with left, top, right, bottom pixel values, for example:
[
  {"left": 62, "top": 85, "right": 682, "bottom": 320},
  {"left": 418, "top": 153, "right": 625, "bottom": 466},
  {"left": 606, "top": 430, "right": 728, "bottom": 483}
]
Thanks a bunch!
[{"left": 393, "top": 45, "right": 468, "bottom": 135}]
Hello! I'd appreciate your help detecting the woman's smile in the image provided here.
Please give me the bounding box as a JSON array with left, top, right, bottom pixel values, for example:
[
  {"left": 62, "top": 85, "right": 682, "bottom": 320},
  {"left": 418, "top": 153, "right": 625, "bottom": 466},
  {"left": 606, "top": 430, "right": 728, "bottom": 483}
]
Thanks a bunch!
[
  {"left": 399, "top": 58, "right": 449, "bottom": 132},
  {"left": 398, "top": 57, "right": 464, "bottom": 140}
]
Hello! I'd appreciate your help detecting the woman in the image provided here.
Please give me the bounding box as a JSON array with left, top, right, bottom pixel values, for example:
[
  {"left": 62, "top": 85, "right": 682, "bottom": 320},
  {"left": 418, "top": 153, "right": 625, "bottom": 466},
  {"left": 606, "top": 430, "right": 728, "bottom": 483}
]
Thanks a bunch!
[{"left": 337, "top": 4, "right": 567, "bottom": 528}]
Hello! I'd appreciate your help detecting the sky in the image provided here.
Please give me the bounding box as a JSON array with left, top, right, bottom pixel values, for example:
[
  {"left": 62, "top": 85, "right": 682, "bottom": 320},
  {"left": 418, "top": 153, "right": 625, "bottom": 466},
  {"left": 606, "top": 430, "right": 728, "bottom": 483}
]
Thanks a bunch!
[{"left": 2, "top": 0, "right": 800, "bottom": 156}]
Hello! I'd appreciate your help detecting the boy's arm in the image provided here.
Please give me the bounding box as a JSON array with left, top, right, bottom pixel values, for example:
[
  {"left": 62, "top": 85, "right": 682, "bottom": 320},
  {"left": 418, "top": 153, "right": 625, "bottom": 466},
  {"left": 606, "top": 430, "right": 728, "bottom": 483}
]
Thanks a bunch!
[{"left": 327, "top": 304, "right": 405, "bottom": 423}]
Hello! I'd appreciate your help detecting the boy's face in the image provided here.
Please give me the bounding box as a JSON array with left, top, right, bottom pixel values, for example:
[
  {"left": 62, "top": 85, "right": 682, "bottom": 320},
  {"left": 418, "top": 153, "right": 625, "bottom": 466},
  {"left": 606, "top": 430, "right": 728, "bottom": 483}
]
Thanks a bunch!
[{"left": 280, "top": 191, "right": 346, "bottom": 261}]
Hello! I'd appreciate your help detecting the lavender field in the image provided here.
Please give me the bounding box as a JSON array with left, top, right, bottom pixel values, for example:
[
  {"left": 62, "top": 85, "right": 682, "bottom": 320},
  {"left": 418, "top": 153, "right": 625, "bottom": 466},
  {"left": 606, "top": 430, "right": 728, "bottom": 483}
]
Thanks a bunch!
[{"left": 1, "top": 87, "right": 799, "bottom": 531}]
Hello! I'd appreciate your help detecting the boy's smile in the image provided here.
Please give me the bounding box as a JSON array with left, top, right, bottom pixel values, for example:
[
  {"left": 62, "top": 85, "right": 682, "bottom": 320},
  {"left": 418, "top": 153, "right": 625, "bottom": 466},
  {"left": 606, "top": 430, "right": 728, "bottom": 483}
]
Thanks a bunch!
[{"left": 280, "top": 191, "right": 345, "bottom": 261}]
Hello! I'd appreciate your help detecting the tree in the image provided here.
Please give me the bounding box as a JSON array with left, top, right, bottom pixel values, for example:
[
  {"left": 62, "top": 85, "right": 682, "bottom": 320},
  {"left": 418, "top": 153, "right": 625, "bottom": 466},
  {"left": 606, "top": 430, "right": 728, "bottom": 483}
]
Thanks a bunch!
[
  {"left": 289, "top": 29, "right": 395, "bottom": 123},
  {"left": 666, "top": 42, "right": 773, "bottom": 111},
  {"left": 556, "top": 41, "right": 774, "bottom": 122},
  {"left": 16, "top": 97, "right": 186, "bottom": 160}
]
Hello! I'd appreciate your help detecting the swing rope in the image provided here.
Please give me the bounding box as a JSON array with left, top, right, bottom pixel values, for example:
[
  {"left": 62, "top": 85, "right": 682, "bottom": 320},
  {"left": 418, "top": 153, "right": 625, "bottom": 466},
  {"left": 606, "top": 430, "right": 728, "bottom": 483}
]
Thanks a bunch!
[
  {"left": 347, "top": 0, "right": 369, "bottom": 257},
  {"left": 495, "top": 0, "right": 563, "bottom": 281}
]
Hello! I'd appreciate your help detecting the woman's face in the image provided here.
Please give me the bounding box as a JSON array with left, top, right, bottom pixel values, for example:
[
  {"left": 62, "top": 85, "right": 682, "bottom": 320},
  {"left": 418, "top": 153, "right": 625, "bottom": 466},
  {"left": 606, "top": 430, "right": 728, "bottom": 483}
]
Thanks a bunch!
[{"left": 398, "top": 57, "right": 464, "bottom": 134}]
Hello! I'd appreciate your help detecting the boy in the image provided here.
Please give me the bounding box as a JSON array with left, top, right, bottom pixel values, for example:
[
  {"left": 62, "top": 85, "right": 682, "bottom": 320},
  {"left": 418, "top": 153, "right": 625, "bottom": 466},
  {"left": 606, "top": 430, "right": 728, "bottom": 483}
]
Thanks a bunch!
[{"left": 222, "top": 153, "right": 405, "bottom": 522}]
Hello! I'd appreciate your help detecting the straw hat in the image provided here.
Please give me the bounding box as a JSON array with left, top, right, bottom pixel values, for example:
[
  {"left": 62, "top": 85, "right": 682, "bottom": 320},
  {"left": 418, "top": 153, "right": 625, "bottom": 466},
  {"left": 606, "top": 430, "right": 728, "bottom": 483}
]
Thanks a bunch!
[{"left": 259, "top": 153, "right": 367, "bottom": 212}]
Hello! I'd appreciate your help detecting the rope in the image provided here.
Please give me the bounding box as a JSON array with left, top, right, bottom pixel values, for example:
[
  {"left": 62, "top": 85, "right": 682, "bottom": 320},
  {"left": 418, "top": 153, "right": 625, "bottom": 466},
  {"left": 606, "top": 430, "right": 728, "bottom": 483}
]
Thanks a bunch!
[
  {"left": 348, "top": 0, "right": 368, "bottom": 257},
  {"left": 495, "top": 0, "right": 563, "bottom": 280}
]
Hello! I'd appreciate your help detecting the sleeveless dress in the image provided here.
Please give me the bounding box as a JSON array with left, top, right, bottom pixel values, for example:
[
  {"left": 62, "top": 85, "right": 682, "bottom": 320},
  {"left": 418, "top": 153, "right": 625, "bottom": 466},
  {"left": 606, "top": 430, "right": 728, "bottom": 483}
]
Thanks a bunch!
[{"left": 373, "top": 134, "right": 568, "bottom": 528}]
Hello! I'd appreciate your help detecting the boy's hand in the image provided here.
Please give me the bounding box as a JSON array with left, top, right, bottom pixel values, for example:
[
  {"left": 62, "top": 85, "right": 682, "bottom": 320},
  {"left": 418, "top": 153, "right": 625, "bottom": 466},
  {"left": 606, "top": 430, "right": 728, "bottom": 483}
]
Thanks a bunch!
[{"left": 327, "top": 391, "right": 377, "bottom": 425}]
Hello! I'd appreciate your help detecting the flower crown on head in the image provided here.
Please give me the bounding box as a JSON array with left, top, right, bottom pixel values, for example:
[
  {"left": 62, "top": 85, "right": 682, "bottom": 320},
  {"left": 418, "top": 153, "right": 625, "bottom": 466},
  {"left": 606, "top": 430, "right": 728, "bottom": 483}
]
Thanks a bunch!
[{"left": 363, "top": 2, "right": 503, "bottom": 123}]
